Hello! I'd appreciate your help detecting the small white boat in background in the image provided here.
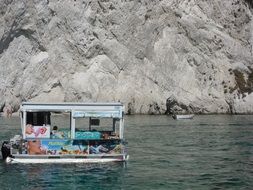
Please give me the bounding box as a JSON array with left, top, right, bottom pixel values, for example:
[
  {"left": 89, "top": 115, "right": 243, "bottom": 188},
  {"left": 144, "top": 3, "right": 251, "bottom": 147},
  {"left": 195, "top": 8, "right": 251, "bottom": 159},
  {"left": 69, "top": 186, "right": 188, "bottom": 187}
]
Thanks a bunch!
[{"left": 172, "top": 114, "right": 194, "bottom": 120}]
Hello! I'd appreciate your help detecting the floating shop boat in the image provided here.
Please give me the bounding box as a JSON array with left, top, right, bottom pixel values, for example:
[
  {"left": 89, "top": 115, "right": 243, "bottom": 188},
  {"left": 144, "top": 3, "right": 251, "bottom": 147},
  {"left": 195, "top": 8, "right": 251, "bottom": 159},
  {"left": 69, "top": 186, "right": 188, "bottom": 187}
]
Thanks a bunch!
[
  {"left": 1, "top": 102, "right": 128, "bottom": 163},
  {"left": 172, "top": 114, "right": 194, "bottom": 120}
]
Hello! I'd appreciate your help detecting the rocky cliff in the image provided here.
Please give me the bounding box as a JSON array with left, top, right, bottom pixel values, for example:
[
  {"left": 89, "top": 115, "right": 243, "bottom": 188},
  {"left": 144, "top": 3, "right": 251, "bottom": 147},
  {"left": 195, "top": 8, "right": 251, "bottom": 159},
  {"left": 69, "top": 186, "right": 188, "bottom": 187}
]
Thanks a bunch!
[{"left": 0, "top": 0, "right": 253, "bottom": 114}]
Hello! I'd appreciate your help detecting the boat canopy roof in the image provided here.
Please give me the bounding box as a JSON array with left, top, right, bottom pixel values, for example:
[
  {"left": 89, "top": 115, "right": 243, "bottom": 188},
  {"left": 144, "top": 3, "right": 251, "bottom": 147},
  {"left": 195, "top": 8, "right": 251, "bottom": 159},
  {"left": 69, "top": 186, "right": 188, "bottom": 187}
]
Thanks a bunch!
[{"left": 20, "top": 102, "right": 124, "bottom": 118}]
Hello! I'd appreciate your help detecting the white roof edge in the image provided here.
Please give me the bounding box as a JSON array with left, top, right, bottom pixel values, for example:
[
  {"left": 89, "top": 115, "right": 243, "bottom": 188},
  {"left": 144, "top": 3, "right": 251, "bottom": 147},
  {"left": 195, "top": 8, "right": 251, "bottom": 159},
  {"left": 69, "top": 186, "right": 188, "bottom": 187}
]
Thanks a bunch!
[
  {"left": 20, "top": 102, "right": 125, "bottom": 112},
  {"left": 21, "top": 102, "right": 124, "bottom": 106}
]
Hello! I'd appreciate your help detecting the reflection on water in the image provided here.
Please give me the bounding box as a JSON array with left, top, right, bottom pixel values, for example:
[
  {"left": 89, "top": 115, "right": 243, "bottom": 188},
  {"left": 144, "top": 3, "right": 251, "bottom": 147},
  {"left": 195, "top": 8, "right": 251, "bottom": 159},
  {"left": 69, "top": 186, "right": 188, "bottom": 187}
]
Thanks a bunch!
[
  {"left": 0, "top": 115, "right": 253, "bottom": 190},
  {"left": 1, "top": 162, "right": 127, "bottom": 190}
]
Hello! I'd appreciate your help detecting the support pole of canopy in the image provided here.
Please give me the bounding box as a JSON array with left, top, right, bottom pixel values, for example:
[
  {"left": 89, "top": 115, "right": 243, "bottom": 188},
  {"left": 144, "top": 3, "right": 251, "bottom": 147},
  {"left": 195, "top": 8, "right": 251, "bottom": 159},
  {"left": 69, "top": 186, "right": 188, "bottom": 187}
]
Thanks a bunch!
[
  {"left": 20, "top": 111, "right": 23, "bottom": 137},
  {"left": 119, "top": 118, "right": 124, "bottom": 139},
  {"left": 23, "top": 111, "right": 27, "bottom": 139},
  {"left": 71, "top": 110, "right": 75, "bottom": 139}
]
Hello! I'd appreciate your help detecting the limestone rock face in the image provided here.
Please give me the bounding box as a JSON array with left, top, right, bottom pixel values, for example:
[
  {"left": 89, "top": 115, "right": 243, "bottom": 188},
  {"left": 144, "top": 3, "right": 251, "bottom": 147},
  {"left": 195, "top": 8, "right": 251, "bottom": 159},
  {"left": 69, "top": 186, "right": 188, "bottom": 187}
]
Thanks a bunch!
[{"left": 0, "top": 0, "right": 253, "bottom": 114}]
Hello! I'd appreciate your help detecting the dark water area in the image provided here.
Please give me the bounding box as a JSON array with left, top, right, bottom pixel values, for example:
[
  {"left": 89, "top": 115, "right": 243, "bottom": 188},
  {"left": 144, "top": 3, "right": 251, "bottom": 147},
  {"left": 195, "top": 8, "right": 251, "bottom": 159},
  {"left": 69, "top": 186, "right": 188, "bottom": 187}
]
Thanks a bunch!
[{"left": 0, "top": 115, "right": 253, "bottom": 190}]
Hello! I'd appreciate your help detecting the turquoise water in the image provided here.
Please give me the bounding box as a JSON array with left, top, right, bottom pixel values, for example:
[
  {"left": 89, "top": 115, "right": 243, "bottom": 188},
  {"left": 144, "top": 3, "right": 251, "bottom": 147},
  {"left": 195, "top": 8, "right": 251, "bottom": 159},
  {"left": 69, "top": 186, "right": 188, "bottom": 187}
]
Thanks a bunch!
[{"left": 0, "top": 115, "right": 253, "bottom": 190}]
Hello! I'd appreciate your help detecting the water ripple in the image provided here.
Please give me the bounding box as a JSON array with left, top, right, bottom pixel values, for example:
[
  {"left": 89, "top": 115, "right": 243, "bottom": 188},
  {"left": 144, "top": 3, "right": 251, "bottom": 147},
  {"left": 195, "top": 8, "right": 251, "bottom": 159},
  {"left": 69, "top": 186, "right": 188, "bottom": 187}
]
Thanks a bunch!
[{"left": 0, "top": 115, "right": 253, "bottom": 189}]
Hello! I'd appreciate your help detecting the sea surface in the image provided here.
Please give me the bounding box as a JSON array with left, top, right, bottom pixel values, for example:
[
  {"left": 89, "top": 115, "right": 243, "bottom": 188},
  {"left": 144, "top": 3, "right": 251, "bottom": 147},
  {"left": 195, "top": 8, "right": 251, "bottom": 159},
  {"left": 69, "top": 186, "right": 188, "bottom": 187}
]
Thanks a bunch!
[{"left": 0, "top": 115, "right": 253, "bottom": 190}]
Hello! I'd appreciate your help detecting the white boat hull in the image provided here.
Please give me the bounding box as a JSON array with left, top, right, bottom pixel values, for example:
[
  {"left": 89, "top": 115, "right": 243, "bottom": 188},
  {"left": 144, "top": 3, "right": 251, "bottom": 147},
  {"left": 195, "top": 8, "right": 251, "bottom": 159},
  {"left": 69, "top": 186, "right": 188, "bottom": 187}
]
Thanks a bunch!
[
  {"left": 6, "top": 154, "right": 129, "bottom": 164},
  {"left": 173, "top": 114, "right": 194, "bottom": 119}
]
